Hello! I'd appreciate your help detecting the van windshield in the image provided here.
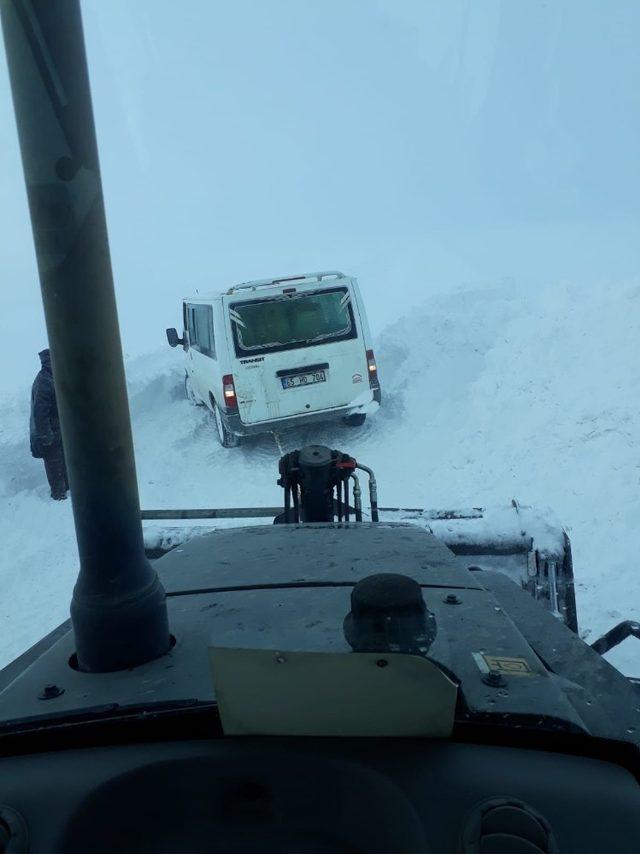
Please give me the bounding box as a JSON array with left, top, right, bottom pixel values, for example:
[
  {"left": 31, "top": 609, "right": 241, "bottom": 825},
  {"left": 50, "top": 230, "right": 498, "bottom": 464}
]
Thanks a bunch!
[{"left": 230, "top": 287, "right": 356, "bottom": 355}]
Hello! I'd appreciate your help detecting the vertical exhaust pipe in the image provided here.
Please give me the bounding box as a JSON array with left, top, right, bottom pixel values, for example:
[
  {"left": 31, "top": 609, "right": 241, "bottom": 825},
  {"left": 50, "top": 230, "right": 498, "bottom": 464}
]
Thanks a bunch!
[{"left": 1, "top": 0, "right": 171, "bottom": 671}]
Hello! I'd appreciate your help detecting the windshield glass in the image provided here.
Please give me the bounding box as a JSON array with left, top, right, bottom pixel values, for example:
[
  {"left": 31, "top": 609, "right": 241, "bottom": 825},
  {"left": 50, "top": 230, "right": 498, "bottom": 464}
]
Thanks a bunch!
[
  {"left": 0, "top": 1, "right": 639, "bottom": 744},
  {"left": 231, "top": 288, "right": 356, "bottom": 355}
]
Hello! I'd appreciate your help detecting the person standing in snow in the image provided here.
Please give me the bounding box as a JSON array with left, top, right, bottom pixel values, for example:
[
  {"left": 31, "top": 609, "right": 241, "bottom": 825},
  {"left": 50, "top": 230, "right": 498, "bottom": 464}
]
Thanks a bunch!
[{"left": 30, "top": 349, "right": 69, "bottom": 500}]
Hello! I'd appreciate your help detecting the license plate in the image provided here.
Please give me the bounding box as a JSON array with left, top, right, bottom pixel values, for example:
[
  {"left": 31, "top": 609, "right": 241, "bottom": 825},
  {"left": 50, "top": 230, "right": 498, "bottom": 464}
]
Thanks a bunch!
[{"left": 281, "top": 370, "right": 327, "bottom": 389}]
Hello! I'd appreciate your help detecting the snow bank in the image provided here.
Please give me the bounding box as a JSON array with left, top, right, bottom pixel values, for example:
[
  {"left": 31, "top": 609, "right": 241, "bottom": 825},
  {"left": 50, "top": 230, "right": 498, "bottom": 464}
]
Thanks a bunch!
[
  {"left": 1, "top": 280, "right": 639, "bottom": 676},
  {"left": 374, "top": 280, "right": 640, "bottom": 673},
  {"left": 423, "top": 503, "right": 566, "bottom": 558}
]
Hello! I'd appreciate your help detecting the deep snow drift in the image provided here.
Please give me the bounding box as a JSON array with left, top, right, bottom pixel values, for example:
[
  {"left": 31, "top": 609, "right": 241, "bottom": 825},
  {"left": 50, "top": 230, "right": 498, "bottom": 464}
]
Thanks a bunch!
[{"left": 1, "top": 279, "right": 639, "bottom": 676}]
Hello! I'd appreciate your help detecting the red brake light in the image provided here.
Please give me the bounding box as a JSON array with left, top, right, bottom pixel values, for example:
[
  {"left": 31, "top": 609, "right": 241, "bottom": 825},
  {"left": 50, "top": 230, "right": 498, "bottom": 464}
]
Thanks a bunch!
[
  {"left": 366, "top": 349, "right": 378, "bottom": 384},
  {"left": 222, "top": 374, "right": 237, "bottom": 409}
]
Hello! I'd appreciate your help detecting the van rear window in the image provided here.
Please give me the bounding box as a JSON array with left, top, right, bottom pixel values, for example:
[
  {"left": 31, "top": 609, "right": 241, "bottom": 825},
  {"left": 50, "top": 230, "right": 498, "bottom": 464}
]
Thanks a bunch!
[{"left": 230, "top": 287, "right": 357, "bottom": 356}]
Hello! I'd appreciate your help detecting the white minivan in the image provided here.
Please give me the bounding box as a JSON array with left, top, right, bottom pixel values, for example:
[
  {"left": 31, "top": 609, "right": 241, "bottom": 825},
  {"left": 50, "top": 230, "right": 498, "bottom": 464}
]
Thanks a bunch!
[{"left": 166, "top": 271, "right": 381, "bottom": 446}]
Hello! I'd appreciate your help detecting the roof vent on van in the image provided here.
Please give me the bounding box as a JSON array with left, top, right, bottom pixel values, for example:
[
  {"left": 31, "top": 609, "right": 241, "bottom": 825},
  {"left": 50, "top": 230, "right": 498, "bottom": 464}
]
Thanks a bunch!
[
  {"left": 273, "top": 275, "right": 305, "bottom": 284},
  {"left": 228, "top": 272, "right": 345, "bottom": 294}
]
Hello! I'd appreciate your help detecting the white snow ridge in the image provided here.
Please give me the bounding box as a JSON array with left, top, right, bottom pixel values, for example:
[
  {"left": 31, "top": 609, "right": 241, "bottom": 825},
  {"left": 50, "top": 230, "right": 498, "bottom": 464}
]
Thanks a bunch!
[{"left": 1, "top": 280, "right": 639, "bottom": 676}]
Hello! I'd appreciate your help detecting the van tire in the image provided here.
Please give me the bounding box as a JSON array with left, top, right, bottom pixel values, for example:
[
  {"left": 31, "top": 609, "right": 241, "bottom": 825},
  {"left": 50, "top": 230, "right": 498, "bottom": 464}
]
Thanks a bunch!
[
  {"left": 343, "top": 414, "right": 366, "bottom": 427},
  {"left": 213, "top": 402, "right": 239, "bottom": 448},
  {"left": 185, "top": 373, "right": 203, "bottom": 406}
]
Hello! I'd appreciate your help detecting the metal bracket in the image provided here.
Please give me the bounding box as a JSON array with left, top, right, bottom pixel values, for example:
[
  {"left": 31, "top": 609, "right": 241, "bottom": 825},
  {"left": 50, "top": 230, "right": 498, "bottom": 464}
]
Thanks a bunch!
[{"left": 591, "top": 620, "right": 640, "bottom": 655}]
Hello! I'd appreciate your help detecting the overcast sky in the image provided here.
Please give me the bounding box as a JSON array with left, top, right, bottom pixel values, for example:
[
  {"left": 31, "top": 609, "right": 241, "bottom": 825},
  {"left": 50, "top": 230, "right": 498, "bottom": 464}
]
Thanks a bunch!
[{"left": 1, "top": 0, "right": 639, "bottom": 392}]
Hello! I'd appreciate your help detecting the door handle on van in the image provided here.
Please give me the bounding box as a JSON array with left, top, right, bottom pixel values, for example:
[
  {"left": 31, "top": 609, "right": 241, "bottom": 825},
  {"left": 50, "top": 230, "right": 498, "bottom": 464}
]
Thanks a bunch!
[{"left": 276, "top": 362, "right": 329, "bottom": 378}]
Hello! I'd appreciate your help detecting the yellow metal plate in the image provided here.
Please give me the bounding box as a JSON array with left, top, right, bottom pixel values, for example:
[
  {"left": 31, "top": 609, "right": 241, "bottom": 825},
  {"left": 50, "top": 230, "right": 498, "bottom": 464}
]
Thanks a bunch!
[{"left": 209, "top": 647, "right": 458, "bottom": 737}]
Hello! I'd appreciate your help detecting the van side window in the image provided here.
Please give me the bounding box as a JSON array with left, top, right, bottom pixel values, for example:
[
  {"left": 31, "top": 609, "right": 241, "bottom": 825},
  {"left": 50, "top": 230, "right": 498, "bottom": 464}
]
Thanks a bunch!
[
  {"left": 194, "top": 305, "right": 215, "bottom": 358},
  {"left": 186, "top": 305, "right": 198, "bottom": 346},
  {"left": 182, "top": 303, "right": 189, "bottom": 343}
]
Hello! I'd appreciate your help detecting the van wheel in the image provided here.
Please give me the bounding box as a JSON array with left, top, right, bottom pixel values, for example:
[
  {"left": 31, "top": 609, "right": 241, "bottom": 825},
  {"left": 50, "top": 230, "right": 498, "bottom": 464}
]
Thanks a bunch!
[
  {"left": 184, "top": 373, "right": 203, "bottom": 406},
  {"left": 343, "top": 414, "right": 366, "bottom": 427},
  {"left": 213, "top": 404, "right": 239, "bottom": 448}
]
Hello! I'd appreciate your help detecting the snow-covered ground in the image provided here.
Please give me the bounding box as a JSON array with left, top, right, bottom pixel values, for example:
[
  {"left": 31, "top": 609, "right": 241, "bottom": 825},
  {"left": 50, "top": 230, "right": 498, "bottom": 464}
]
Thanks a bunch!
[{"left": 1, "top": 279, "right": 639, "bottom": 676}]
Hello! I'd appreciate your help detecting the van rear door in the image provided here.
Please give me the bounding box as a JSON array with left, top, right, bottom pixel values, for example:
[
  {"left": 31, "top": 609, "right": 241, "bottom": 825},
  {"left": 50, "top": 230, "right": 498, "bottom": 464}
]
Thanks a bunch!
[{"left": 227, "top": 287, "right": 369, "bottom": 424}]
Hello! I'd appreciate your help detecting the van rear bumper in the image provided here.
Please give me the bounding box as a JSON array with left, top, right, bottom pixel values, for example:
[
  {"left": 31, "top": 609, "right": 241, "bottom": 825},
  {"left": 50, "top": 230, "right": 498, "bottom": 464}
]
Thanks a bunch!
[{"left": 224, "top": 388, "right": 381, "bottom": 437}]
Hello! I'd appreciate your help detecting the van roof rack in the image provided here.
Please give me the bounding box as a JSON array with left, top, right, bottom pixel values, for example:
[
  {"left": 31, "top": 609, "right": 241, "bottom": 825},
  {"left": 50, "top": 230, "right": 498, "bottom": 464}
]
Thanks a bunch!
[{"left": 226, "top": 271, "right": 346, "bottom": 294}]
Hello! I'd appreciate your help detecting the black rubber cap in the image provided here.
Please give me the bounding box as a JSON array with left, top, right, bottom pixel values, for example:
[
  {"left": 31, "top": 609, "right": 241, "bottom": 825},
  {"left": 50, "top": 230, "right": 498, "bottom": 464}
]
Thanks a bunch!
[
  {"left": 298, "top": 445, "right": 333, "bottom": 468},
  {"left": 350, "top": 573, "right": 425, "bottom": 618},
  {"left": 343, "top": 573, "right": 437, "bottom": 654}
]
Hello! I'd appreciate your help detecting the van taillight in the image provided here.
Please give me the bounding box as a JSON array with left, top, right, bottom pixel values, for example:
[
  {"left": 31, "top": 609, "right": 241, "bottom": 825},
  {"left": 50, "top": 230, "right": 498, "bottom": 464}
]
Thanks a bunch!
[
  {"left": 222, "top": 374, "right": 238, "bottom": 409},
  {"left": 366, "top": 350, "right": 378, "bottom": 385}
]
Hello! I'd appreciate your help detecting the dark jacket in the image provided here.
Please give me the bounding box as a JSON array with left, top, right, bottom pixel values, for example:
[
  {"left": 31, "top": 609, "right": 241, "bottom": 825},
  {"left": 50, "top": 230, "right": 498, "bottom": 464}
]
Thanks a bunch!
[{"left": 30, "top": 350, "right": 61, "bottom": 458}]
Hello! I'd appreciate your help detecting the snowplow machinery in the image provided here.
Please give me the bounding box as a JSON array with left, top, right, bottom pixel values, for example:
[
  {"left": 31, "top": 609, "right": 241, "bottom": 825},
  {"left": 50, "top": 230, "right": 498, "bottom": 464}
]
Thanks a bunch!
[
  {"left": 141, "top": 446, "right": 578, "bottom": 634},
  {"left": 383, "top": 502, "right": 578, "bottom": 633}
]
